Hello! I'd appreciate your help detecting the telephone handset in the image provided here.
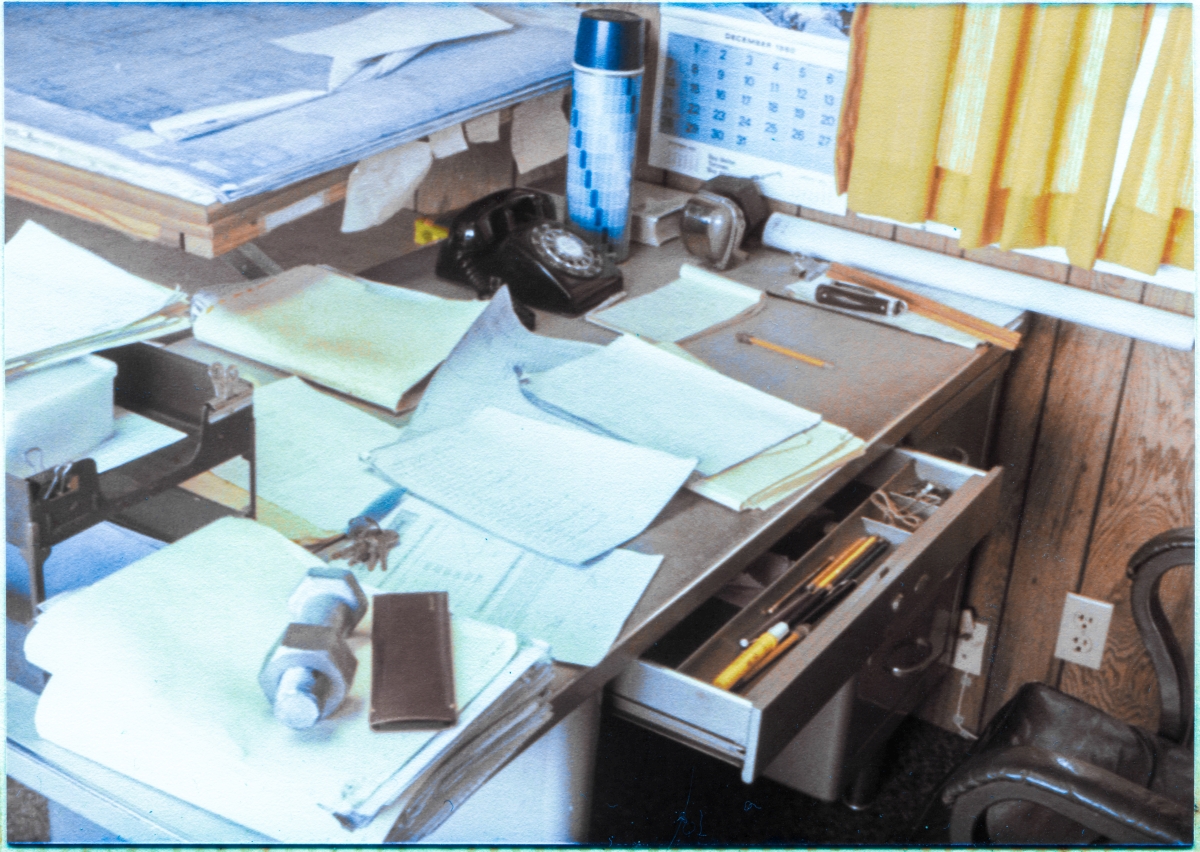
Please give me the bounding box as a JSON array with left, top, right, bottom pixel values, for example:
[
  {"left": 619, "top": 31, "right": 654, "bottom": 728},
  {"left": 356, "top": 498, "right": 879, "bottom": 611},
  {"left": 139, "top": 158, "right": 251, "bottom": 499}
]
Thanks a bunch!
[{"left": 435, "top": 188, "right": 623, "bottom": 317}]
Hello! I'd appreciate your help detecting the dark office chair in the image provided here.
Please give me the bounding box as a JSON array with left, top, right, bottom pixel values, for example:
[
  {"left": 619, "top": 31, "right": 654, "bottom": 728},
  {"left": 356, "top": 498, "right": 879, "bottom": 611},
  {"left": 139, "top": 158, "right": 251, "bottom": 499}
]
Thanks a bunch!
[{"left": 924, "top": 527, "right": 1194, "bottom": 846}]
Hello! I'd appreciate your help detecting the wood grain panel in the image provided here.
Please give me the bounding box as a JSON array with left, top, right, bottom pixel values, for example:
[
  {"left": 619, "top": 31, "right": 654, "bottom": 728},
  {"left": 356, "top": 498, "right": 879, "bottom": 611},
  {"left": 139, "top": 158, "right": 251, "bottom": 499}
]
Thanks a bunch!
[
  {"left": 893, "top": 225, "right": 964, "bottom": 257},
  {"left": 963, "top": 246, "right": 1070, "bottom": 283},
  {"left": 919, "top": 312, "right": 1059, "bottom": 734},
  {"left": 981, "top": 273, "right": 1144, "bottom": 721},
  {"left": 1057, "top": 285, "right": 1195, "bottom": 730}
]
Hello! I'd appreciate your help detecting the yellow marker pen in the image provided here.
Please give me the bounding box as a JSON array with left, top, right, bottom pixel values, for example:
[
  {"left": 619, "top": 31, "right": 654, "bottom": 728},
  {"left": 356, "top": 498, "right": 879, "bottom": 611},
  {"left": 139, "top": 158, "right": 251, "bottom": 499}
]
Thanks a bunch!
[{"left": 713, "top": 622, "right": 789, "bottom": 691}]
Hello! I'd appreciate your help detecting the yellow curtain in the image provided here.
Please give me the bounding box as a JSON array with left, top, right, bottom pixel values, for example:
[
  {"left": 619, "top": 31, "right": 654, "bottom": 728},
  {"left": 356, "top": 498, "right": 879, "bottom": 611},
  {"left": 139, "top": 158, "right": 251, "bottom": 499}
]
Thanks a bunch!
[
  {"left": 839, "top": 4, "right": 1183, "bottom": 273},
  {"left": 839, "top": 4, "right": 962, "bottom": 223},
  {"left": 1099, "top": 6, "right": 1194, "bottom": 274},
  {"left": 929, "top": 5, "right": 1029, "bottom": 248}
]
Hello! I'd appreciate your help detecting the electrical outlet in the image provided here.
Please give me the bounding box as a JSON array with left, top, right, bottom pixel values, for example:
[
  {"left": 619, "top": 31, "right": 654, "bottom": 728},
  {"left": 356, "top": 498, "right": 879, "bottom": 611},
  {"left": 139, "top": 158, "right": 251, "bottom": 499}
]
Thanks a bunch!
[
  {"left": 952, "top": 615, "right": 989, "bottom": 676},
  {"left": 1053, "top": 593, "right": 1114, "bottom": 669}
]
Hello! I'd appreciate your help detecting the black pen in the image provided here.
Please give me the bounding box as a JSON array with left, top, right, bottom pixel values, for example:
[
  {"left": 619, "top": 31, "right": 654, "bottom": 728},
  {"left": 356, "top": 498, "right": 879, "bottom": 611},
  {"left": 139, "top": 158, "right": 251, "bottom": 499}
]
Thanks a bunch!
[{"left": 841, "top": 538, "right": 890, "bottom": 585}]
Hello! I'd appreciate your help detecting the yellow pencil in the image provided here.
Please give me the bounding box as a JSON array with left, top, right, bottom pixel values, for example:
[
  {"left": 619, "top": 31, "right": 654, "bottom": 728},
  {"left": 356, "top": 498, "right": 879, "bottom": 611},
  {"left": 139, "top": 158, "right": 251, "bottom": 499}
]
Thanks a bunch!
[{"left": 736, "top": 332, "right": 830, "bottom": 369}]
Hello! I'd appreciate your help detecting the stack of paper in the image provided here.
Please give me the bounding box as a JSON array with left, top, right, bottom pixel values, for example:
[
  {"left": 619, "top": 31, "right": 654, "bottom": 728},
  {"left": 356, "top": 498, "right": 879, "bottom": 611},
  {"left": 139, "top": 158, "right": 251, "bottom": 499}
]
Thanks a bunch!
[
  {"left": 3, "top": 222, "right": 191, "bottom": 375},
  {"left": 191, "top": 265, "right": 486, "bottom": 412},
  {"left": 151, "top": 6, "right": 513, "bottom": 141},
  {"left": 5, "top": 4, "right": 578, "bottom": 205},
  {"left": 340, "top": 495, "right": 661, "bottom": 668},
  {"left": 24, "top": 518, "right": 554, "bottom": 843},
  {"left": 367, "top": 406, "right": 695, "bottom": 565},
  {"left": 690, "top": 421, "right": 866, "bottom": 511},
  {"left": 524, "top": 334, "right": 821, "bottom": 477},
  {"left": 586, "top": 264, "right": 765, "bottom": 343}
]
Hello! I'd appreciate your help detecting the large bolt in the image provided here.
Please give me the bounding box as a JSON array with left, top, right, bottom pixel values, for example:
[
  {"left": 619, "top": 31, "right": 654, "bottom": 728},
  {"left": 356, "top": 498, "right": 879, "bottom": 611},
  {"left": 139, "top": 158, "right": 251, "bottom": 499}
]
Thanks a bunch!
[{"left": 259, "top": 568, "right": 367, "bottom": 729}]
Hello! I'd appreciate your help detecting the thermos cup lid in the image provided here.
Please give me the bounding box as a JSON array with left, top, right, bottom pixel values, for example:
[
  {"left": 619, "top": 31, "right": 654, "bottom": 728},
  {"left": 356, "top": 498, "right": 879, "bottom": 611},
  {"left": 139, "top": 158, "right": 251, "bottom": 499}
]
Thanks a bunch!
[{"left": 574, "top": 9, "right": 645, "bottom": 71}]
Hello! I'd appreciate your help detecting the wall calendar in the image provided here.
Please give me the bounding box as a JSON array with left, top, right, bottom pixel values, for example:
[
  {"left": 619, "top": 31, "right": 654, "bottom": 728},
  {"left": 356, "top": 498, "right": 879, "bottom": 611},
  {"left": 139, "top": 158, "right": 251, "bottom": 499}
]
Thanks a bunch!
[{"left": 649, "top": 4, "right": 853, "bottom": 215}]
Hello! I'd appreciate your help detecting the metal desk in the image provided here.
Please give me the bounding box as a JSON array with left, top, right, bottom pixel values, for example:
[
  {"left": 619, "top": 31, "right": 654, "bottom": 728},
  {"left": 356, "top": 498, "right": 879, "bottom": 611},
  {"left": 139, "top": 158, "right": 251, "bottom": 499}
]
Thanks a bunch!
[{"left": 7, "top": 239, "right": 1012, "bottom": 841}]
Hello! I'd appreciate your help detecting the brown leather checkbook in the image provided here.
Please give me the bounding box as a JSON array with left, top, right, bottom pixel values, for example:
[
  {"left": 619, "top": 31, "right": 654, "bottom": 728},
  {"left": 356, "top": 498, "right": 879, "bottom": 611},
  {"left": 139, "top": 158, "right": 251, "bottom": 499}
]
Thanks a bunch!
[{"left": 369, "top": 591, "right": 458, "bottom": 731}]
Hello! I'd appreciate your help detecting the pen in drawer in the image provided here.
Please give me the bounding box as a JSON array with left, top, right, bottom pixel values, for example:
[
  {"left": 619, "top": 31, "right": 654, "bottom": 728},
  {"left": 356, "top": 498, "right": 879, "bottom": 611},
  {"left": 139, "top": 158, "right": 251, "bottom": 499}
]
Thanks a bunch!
[
  {"left": 839, "top": 537, "right": 890, "bottom": 585},
  {"left": 745, "top": 537, "right": 889, "bottom": 647},
  {"left": 727, "top": 582, "right": 863, "bottom": 693},
  {"left": 762, "top": 536, "right": 869, "bottom": 619}
]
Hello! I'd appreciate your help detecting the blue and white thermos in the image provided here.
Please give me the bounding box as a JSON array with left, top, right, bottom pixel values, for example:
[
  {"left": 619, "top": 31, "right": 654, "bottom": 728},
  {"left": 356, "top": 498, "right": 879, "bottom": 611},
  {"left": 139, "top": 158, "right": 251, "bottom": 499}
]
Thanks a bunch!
[{"left": 567, "top": 9, "right": 646, "bottom": 262}]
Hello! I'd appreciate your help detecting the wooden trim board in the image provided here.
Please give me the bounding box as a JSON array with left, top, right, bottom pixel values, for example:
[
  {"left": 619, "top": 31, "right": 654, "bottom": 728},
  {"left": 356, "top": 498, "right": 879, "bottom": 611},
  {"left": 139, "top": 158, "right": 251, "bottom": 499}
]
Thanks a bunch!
[{"left": 6, "top": 149, "right": 352, "bottom": 258}]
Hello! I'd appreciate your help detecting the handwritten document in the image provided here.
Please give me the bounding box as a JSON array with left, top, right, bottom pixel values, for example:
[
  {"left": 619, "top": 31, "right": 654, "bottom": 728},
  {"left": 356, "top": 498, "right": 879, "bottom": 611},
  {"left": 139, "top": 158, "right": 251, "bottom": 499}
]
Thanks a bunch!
[
  {"left": 347, "top": 496, "right": 661, "bottom": 666},
  {"left": 587, "top": 264, "right": 764, "bottom": 343},
  {"left": 525, "top": 334, "right": 821, "bottom": 477},
  {"left": 368, "top": 406, "right": 695, "bottom": 564}
]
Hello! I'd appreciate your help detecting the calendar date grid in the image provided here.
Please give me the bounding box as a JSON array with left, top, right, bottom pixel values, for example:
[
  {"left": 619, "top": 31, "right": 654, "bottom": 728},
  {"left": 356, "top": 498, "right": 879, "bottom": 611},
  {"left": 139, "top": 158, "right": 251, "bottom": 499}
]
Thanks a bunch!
[{"left": 658, "top": 33, "right": 844, "bottom": 176}]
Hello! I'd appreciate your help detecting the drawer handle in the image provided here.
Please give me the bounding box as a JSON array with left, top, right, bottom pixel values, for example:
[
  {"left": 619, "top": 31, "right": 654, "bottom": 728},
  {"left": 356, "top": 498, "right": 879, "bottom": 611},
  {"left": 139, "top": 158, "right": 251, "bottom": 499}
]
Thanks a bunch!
[{"left": 887, "top": 637, "right": 940, "bottom": 678}]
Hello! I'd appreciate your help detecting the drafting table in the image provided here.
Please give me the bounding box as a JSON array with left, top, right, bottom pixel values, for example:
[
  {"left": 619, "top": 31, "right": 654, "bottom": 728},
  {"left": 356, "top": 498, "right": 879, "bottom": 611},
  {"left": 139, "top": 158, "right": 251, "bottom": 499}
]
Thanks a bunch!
[
  {"left": 3, "top": 4, "right": 576, "bottom": 258},
  {"left": 6, "top": 238, "right": 1014, "bottom": 842}
]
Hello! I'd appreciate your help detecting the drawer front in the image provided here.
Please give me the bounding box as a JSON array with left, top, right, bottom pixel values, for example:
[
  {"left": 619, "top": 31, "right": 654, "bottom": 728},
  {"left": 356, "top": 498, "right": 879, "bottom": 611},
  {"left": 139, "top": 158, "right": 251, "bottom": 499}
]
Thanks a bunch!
[{"left": 609, "top": 448, "right": 1001, "bottom": 783}]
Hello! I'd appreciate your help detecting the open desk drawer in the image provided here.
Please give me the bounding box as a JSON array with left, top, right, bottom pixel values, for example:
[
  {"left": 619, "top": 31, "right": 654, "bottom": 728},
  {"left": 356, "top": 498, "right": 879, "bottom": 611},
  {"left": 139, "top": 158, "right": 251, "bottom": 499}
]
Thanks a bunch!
[{"left": 609, "top": 449, "right": 1001, "bottom": 785}]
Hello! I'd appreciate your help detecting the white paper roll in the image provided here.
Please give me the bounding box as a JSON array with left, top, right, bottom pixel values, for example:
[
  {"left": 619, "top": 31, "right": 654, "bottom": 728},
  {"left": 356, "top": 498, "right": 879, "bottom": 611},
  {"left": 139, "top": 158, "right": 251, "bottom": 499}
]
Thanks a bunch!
[{"left": 762, "top": 213, "right": 1195, "bottom": 351}]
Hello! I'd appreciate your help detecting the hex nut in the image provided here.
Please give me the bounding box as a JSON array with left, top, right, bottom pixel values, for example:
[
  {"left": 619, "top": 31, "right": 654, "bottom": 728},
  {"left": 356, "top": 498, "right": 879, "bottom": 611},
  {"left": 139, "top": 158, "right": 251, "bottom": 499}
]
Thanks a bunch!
[
  {"left": 288, "top": 567, "right": 368, "bottom": 632},
  {"left": 259, "top": 622, "right": 358, "bottom": 721}
]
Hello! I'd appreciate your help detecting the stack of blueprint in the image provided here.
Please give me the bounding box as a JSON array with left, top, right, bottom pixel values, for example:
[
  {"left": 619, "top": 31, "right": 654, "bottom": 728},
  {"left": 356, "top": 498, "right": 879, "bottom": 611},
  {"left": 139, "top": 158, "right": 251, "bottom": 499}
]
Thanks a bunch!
[
  {"left": 3, "top": 222, "right": 190, "bottom": 375},
  {"left": 4, "top": 4, "right": 578, "bottom": 204},
  {"left": 24, "top": 518, "right": 555, "bottom": 843}
]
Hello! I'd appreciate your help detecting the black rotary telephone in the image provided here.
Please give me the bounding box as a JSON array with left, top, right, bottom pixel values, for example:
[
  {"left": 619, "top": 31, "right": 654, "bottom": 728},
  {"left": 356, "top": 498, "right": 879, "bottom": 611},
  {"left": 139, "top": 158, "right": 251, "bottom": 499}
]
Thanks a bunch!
[{"left": 435, "top": 188, "right": 623, "bottom": 317}]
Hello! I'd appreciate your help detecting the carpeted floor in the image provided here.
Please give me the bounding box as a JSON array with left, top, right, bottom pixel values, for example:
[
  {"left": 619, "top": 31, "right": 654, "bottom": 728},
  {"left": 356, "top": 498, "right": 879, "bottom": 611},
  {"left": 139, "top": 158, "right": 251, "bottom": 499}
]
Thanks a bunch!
[
  {"left": 7, "top": 778, "right": 49, "bottom": 844},
  {"left": 587, "top": 709, "right": 972, "bottom": 846}
]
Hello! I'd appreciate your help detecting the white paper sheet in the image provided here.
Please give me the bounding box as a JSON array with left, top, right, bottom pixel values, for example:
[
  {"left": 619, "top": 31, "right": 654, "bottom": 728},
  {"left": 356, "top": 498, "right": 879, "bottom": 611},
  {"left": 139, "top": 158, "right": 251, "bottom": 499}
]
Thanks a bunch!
[
  {"left": 210, "top": 377, "right": 400, "bottom": 533},
  {"left": 6, "top": 521, "right": 164, "bottom": 600},
  {"left": 781, "top": 276, "right": 1024, "bottom": 350},
  {"left": 24, "top": 518, "right": 535, "bottom": 843},
  {"left": 690, "top": 420, "right": 865, "bottom": 511},
  {"left": 368, "top": 407, "right": 695, "bottom": 565},
  {"left": 191, "top": 266, "right": 486, "bottom": 412},
  {"left": 347, "top": 496, "right": 661, "bottom": 667},
  {"left": 148, "top": 89, "right": 327, "bottom": 142},
  {"left": 511, "top": 89, "right": 569, "bottom": 174},
  {"left": 3, "top": 222, "right": 181, "bottom": 362},
  {"left": 587, "top": 264, "right": 765, "bottom": 343},
  {"left": 428, "top": 123, "right": 468, "bottom": 158},
  {"left": 342, "top": 140, "right": 433, "bottom": 232},
  {"left": 403, "top": 287, "right": 599, "bottom": 439},
  {"left": 272, "top": 5, "right": 511, "bottom": 90},
  {"left": 526, "top": 335, "right": 821, "bottom": 477},
  {"left": 464, "top": 111, "right": 501, "bottom": 144}
]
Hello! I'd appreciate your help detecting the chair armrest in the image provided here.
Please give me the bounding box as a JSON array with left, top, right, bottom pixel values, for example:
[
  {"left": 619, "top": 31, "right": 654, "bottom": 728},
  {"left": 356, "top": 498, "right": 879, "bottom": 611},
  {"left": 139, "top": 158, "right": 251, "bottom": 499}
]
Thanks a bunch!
[
  {"left": 1127, "top": 528, "right": 1194, "bottom": 743},
  {"left": 943, "top": 744, "right": 1193, "bottom": 845}
]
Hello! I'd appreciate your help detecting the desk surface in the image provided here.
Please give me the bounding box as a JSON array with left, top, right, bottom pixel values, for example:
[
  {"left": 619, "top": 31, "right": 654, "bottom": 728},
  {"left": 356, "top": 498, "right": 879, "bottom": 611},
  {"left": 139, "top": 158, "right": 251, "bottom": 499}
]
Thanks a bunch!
[
  {"left": 362, "top": 241, "right": 1009, "bottom": 719},
  {"left": 8, "top": 239, "right": 1009, "bottom": 842}
]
